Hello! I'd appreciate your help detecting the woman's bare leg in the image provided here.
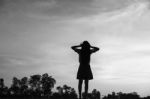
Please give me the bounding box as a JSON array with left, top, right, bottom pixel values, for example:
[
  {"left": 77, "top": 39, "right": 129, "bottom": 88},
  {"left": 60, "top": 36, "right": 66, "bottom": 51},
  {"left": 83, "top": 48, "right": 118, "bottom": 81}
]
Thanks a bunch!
[
  {"left": 84, "top": 80, "right": 89, "bottom": 98},
  {"left": 78, "top": 79, "right": 83, "bottom": 99}
]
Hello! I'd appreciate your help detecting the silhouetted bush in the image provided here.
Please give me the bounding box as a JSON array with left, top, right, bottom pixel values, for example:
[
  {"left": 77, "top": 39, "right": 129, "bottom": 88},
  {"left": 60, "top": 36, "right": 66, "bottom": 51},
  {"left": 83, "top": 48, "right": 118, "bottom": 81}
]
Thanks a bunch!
[
  {"left": 103, "top": 92, "right": 140, "bottom": 99},
  {"left": 0, "top": 74, "right": 150, "bottom": 99}
]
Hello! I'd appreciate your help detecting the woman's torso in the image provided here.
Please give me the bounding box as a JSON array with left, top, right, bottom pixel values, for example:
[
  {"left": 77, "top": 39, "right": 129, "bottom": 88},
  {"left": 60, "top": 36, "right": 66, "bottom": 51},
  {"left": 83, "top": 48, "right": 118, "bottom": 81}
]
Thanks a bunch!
[{"left": 79, "top": 50, "right": 91, "bottom": 65}]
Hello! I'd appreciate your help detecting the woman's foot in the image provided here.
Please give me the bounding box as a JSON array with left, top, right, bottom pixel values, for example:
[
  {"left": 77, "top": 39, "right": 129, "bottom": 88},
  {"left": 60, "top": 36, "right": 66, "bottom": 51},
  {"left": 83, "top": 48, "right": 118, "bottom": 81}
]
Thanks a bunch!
[
  {"left": 79, "top": 97, "right": 81, "bottom": 99},
  {"left": 79, "top": 95, "right": 82, "bottom": 99}
]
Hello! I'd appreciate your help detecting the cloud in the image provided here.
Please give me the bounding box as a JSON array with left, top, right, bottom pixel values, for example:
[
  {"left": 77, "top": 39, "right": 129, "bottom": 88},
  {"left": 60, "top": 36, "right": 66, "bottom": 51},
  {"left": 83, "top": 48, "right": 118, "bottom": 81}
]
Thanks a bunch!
[
  {"left": 1, "top": 0, "right": 150, "bottom": 96},
  {"left": 0, "top": 0, "right": 138, "bottom": 20}
]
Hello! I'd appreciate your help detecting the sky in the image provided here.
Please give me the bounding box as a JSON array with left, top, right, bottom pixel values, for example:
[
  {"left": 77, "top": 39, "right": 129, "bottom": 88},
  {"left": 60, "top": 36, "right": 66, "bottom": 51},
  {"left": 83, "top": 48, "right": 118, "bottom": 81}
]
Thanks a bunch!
[{"left": 0, "top": 0, "right": 150, "bottom": 97}]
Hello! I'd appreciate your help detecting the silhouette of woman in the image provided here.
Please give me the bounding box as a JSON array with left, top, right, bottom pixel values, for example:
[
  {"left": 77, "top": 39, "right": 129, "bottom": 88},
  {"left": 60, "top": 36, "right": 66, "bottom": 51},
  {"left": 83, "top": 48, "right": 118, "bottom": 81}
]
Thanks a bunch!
[{"left": 71, "top": 41, "right": 99, "bottom": 99}]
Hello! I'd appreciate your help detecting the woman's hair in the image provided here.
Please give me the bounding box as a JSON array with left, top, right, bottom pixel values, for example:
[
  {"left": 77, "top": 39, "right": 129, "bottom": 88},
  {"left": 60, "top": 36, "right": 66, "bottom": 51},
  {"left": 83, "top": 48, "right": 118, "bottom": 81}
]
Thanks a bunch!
[{"left": 81, "top": 41, "right": 90, "bottom": 49}]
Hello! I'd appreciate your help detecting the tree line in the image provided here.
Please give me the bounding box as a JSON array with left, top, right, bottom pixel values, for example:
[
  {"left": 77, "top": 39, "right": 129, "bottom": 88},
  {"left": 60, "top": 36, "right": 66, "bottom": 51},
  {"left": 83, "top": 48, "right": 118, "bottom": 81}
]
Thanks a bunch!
[
  {"left": 103, "top": 91, "right": 150, "bottom": 99},
  {"left": 0, "top": 73, "right": 56, "bottom": 98},
  {"left": 0, "top": 73, "right": 149, "bottom": 99},
  {"left": 0, "top": 73, "right": 78, "bottom": 99}
]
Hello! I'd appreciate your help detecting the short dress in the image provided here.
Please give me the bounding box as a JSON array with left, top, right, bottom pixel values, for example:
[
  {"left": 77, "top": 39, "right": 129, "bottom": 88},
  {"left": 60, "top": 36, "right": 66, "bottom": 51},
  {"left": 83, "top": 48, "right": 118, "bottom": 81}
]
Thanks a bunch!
[{"left": 77, "top": 50, "right": 93, "bottom": 80}]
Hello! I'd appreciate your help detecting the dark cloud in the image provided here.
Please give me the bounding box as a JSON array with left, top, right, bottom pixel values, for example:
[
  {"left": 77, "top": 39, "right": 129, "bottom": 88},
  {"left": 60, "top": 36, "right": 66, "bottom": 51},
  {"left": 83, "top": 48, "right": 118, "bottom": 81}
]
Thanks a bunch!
[
  {"left": 0, "top": 0, "right": 136, "bottom": 19},
  {"left": 36, "top": 0, "right": 135, "bottom": 18},
  {"left": 0, "top": 0, "right": 5, "bottom": 6}
]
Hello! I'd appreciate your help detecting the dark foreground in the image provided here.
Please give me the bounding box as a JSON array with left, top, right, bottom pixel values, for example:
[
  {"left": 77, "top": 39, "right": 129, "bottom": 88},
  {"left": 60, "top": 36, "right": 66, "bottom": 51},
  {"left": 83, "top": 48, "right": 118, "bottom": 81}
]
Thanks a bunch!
[
  {"left": 1, "top": 73, "right": 150, "bottom": 99},
  {"left": 1, "top": 92, "right": 150, "bottom": 99}
]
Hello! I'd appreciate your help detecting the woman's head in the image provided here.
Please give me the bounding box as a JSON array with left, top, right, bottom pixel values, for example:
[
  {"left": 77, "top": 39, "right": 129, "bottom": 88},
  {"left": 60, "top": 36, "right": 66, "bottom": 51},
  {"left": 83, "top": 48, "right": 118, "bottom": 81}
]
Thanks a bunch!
[{"left": 81, "top": 41, "right": 90, "bottom": 49}]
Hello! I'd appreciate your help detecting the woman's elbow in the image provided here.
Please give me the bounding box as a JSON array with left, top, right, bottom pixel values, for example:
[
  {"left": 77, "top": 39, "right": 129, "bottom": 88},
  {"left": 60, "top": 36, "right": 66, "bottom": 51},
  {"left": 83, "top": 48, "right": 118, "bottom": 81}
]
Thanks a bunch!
[
  {"left": 71, "top": 46, "right": 75, "bottom": 50},
  {"left": 96, "top": 47, "right": 100, "bottom": 51}
]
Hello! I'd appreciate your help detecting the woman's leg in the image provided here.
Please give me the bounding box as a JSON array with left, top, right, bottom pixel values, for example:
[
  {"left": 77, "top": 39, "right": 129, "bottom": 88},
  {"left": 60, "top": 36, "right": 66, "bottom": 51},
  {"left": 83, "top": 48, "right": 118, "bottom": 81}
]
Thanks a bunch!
[
  {"left": 84, "top": 80, "right": 89, "bottom": 98},
  {"left": 78, "top": 79, "right": 83, "bottom": 99}
]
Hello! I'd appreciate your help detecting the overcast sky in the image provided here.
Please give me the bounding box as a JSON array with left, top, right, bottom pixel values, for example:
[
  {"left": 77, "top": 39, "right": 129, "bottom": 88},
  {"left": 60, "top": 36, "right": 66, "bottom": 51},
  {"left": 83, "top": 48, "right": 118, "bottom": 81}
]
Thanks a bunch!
[{"left": 1, "top": 0, "right": 150, "bottom": 96}]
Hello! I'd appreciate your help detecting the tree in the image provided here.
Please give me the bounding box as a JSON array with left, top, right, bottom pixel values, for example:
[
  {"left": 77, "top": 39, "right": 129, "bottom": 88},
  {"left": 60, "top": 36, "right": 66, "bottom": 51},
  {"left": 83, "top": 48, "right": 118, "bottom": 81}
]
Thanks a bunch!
[
  {"left": 41, "top": 73, "right": 56, "bottom": 96},
  {"left": 56, "top": 86, "right": 63, "bottom": 95},
  {"left": 0, "top": 78, "right": 4, "bottom": 96},
  {"left": 70, "top": 88, "right": 78, "bottom": 99},
  {"left": 0, "top": 79, "right": 10, "bottom": 96},
  {"left": 61, "top": 85, "right": 77, "bottom": 99},
  {"left": 29, "top": 74, "right": 41, "bottom": 96},
  {"left": 10, "top": 77, "right": 21, "bottom": 95},
  {"left": 20, "top": 77, "right": 28, "bottom": 95},
  {"left": 63, "top": 84, "right": 71, "bottom": 94},
  {"left": 0, "top": 79, "right": 4, "bottom": 88}
]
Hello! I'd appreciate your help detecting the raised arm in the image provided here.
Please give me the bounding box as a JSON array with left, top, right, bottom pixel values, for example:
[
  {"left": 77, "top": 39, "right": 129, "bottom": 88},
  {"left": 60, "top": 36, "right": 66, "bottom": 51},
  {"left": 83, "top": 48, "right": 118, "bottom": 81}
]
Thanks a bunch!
[
  {"left": 90, "top": 46, "right": 99, "bottom": 53},
  {"left": 71, "top": 45, "right": 81, "bottom": 53}
]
